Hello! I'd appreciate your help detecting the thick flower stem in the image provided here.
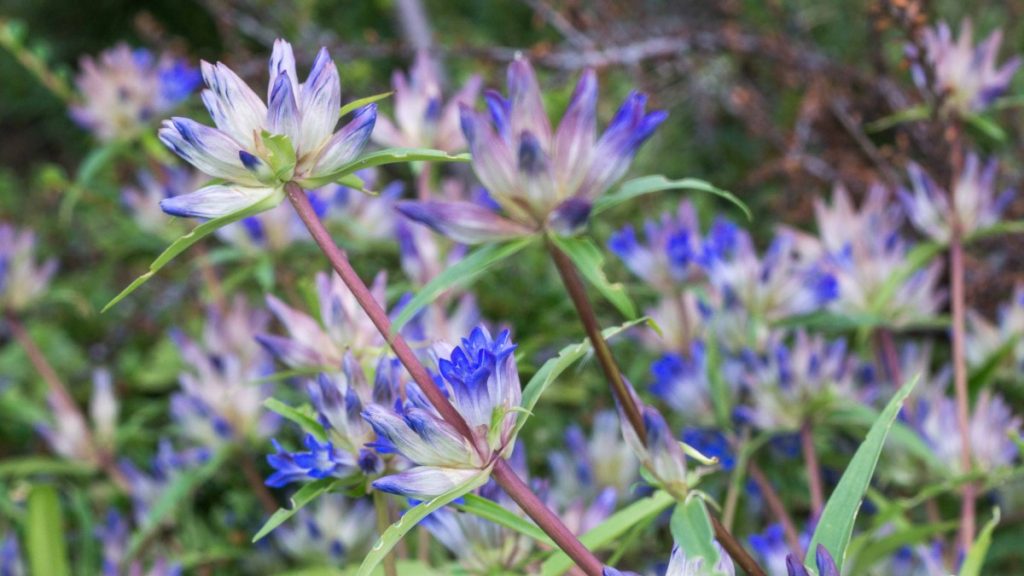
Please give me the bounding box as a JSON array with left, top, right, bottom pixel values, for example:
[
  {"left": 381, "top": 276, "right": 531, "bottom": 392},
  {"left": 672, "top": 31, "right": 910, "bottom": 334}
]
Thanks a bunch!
[
  {"left": 285, "top": 182, "right": 604, "bottom": 576},
  {"left": 545, "top": 239, "right": 765, "bottom": 576},
  {"left": 4, "top": 311, "right": 129, "bottom": 491},
  {"left": 373, "top": 490, "right": 399, "bottom": 576},
  {"left": 950, "top": 232, "right": 976, "bottom": 551},
  {"left": 800, "top": 420, "right": 824, "bottom": 518},
  {"left": 545, "top": 239, "right": 646, "bottom": 438}
]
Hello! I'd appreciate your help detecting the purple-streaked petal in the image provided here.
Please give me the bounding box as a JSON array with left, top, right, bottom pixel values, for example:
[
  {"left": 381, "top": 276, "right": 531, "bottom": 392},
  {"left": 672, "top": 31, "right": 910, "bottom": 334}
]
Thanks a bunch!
[
  {"left": 507, "top": 56, "right": 552, "bottom": 147},
  {"left": 159, "top": 118, "right": 260, "bottom": 185},
  {"left": 268, "top": 39, "right": 299, "bottom": 101},
  {"left": 159, "top": 185, "right": 278, "bottom": 219},
  {"left": 815, "top": 545, "right": 840, "bottom": 576},
  {"left": 371, "top": 465, "right": 480, "bottom": 499},
  {"left": 308, "top": 104, "right": 377, "bottom": 178},
  {"left": 396, "top": 200, "right": 534, "bottom": 244},
  {"left": 583, "top": 93, "right": 667, "bottom": 198},
  {"left": 200, "top": 61, "right": 267, "bottom": 145},
  {"left": 548, "top": 197, "right": 592, "bottom": 235},
  {"left": 460, "top": 106, "right": 519, "bottom": 205},
  {"left": 298, "top": 47, "right": 341, "bottom": 153},
  {"left": 267, "top": 72, "right": 301, "bottom": 143},
  {"left": 554, "top": 69, "right": 597, "bottom": 192}
]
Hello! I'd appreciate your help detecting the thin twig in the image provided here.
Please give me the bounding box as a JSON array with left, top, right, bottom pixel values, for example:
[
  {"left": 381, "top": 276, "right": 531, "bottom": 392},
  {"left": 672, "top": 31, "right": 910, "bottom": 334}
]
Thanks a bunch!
[
  {"left": 800, "top": 420, "right": 825, "bottom": 518},
  {"left": 748, "top": 461, "right": 802, "bottom": 557},
  {"left": 240, "top": 451, "right": 279, "bottom": 514}
]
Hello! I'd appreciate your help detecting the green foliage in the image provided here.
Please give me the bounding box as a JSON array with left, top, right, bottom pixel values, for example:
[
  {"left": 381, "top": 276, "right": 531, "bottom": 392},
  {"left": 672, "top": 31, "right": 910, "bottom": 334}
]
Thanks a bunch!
[{"left": 26, "top": 485, "right": 70, "bottom": 576}]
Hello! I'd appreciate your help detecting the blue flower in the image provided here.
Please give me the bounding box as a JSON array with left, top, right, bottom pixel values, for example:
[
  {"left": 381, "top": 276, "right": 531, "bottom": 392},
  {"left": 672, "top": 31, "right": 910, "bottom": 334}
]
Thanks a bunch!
[
  {"left": 265, "top": 434, "right": 357, "bottom": 488},
  {"left": 786, "top": 544, "right": 839, "bottom": 576},
  {"left": 609, "top": 201, "right": 705, "bottom": 289}
]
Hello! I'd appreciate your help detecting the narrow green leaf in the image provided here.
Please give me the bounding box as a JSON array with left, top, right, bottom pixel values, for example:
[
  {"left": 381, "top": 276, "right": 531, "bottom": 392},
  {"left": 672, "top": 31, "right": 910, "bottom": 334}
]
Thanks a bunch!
[
  {"left": 60, "top": 142, "right": 126, "bottom": 221},
  {"left": 264, "top": 398, "right": 328, "bottom": 442},
  {"left": 0, "top": 457, "right": 95, "bottom": 478},
  {"left": 969, "top": 220, "right": 1024, "bottom": 241},
  {"left": 960, "top": 508, "right": 1000, "bottom": 576},
  {"left": 593, "top": 175, "right": 750, "bottom": 221},
  {"left": 962, "top": 113, "right": 1007, "bottom": 142},
  {"left": 541, "top": 490, "right": 676, "bottom": 576},
  {"left": 454, "top": 494, "right": 555, "bottom": 546},
  {"left": 515, "top": 317, "right": 649, "bottom": 437},
  {"left": 824, "top": 404, "right": 941, "bottom": 469},
  {"left": 102, "top": 190, "right": 284, "bottom": 312},
  {"left": 872, "top": 241, "right": 943, "bottom": 316},
  {"left": 968, "top": 336, "right": 1017, "bottom": 395},
  {"left": 391, "top": 237, "right": 535, "bottom": 332},
  {"left": 26, "top": 485, "right": 70, "bottom": 576},
  {"left": 302, "top": 148, "right": 470, "bottom": 188},
  {"left": 356, "top": 471, "right": 489, "bottom": 576},
  {"left": 669, "top": 498, "right": 721, "bottom": 572},
  {"left": 849, "top": 521, "right": 957, "bottom": 574},
  {"left": 549, "top": 234, "right": 636, "bottom": 319},
  {"left": 253, "top": 477, "right": 340, "bottom": 542},
  {"left": 863, "top": 105, "right": 930, "bottom": 133},
  {"left": 774, "top": 310, "right": 884, "bottom": 332},
  {"left": 805, "top": 376, "right": 919, "bottom": 571},
  {"left": 339, "top": 91, "right": 393, "bottom": 118}
]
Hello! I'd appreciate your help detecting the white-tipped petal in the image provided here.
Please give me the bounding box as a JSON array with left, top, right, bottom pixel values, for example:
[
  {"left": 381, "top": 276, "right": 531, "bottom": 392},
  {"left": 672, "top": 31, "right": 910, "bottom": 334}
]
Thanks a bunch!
[
  {"left": 159, "top": 118, "right": 260, "bottom": 185},
  {"left": 200, "top": 61, "right": 267, "bottom": 144},
  {"left": 160, "top": 185, "right": 278, "bottom": 219}
]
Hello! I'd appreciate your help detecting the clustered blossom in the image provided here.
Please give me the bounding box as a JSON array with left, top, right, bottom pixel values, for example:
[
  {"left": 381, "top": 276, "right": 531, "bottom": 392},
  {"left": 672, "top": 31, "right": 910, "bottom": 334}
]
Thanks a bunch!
[
  {"left": 604, "top": 544, "right": 735, "bottom": 576},
  {"left": 397, "top": 56, "right": 666, "bottom": 243},
  {"left": 37, "top": 369, "right": 117, "bottom": 466},
  {"left": 121, "top": 165, "right": 202, "bottom": 239},
  {"left": 900, "top": 155, "right": 1013, "bottom": 243},
  {"left": 363, "top": 326, "right": 522, "bottom": 499},
  {"left": 966, "top": 283, "right": 1024, "bottom": 375},
  {"left": 0, "top": 223, "right": 57, "bottom": 312},
  {"left": 71, "top": 44, "right": 200, "bottom": 141},
  {"left": 373, "top": 51, "right": 481, "bottom": 152},
  {"left": 912, "top": 20, "right": 1021, "bottom": 115},
  {"left": 118, "top": 440, "right": 211, "bottom": 526},
  {"left": 607, "top": 201, "right": 706, "bottom": 291},
  {"left": 159, "top": 40, "right": 376, "bottom": 219},
  {"left": 916, "top": 389, "right": 1021, "bottom": 475},
  {"left": 274, "top": 494, "right": 373, "bottom": 564}
]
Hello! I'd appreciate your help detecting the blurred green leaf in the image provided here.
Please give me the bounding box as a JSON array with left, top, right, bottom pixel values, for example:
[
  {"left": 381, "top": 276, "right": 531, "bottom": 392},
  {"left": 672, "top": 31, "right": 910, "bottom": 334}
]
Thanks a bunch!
[
  {"left": 26, "top": 484, "right": 70, "bottom": 576},
  {"left": 549, "top": 234, "right": 636, "bottom": 319},
  {"left": 302, "top": 148, "right": 470, "bottom": 188},
  {"left": 864, "top": 105, "right": 930, "bottom": 133},
  {"left": 806, "top": 376, "right": 918, "bottom": 571},
  {"left": 455, "top": 494, "right": 555, "bottom": 546},
  {"left": 0, "top": 457, "right": 95, "bottom": 478},
  {"left": 669, "top": 498, "right": 722, "bottom": 573},
  {"left": 339, "top": 91, "right": 393, "bottom": 118},
  {"left": 265, "top": 398, "right": 328, "bottom": 442},
  {"left": 960, "top": 508, "right": 1001, "bottom": 576},
  {"left": 253, "top": 477, "right": 344, "bottom": 543},
  {"left": 594, "top": 175, "right": 750, "bottom": 220}
]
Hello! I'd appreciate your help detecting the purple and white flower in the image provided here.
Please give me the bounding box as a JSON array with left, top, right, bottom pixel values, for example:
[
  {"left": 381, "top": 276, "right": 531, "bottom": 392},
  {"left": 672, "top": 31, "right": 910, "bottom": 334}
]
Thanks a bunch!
[
  {"left": 649, "top": 341, "right": 717, "bottom": 424},
  {"left": 0, "top": 223, "right": 56, "bottom": 312},
  {"left": 121, "top": 165, "right": 204, "bottom": 239},
  {"left": 912, "top": 20, "right": 1021, "bottom": 115},
  {"left": 37, "top": 369, "right": 117, "bottom": 466},
  {"left": 71, "top": 44, "right": 200, "bottom": 141},
  {"left": 786, "top": 544, "right": 839, "bottom": 576},
  {"left": 916, "top": 390, "right": 1021, "bottom": 475},
  {"left": 159, "top": 39, "right": 375, "bottom": 219},
  {"left": 397, "top": 56, "right": 666, "bottom": 242},
  {"left": 900, "top": 155, "right": 1013, "bottom": 243},
  {"left": 614, "top": 379, "right": 690, "bottom": 499},
  {"left": 609, "top": 200, "right": 705, "bottom": 290},
  {"left": 373, "top": 51, "right": 481, "bottom": 152},
  {"left": 363, "top": 326, "right": 521, "bottom": 499},
  {"left": 604, "top": 543, "right": 735, "bottom": 576},
  {"left": 274, "top": 494, "right": 373, "bottom": 564},
  {"left": 118, "top": 439, "right": 210, "bottom": 525},
  {"left": 966, "top": 283, "right": 1024, "bottom": 375}
]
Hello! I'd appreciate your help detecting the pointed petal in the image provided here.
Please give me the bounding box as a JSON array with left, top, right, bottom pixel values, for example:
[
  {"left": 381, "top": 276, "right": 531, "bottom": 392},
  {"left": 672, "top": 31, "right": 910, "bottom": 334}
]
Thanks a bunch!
[
  {"left": 268, "top": 39, "right": 299, "bottom": 101},
  {"left": 371, "top": 465, "right": 480, "bottom": 499},
  {"left": 309, "top": 104, "right": 377, "bottom": 177},
  {"left": 554, "top": 69, "right": 597, "bottom": 192},
  {"left": 298, "top": 47, "right": 341, "bottom": 153},
  {"left": 159, "top": 118, "right": 260, "bottom": 185},
  {"left": 396, "top": 200, "right": 534, "bottom": 244},
  {"left": 460, "top": 106, "right": 520, "bottom": 209},
  {"left": 200, "top": 61, "right": 267, "bottom": 145},
  {"left": 159, "top": 185, "right": 278, "bottom": 219},
  {"left": 267, "top": 72, "right": 301, "bottom": 143},
  {"left": 507, "top": 56, "right": 551, "bottom": 147}
]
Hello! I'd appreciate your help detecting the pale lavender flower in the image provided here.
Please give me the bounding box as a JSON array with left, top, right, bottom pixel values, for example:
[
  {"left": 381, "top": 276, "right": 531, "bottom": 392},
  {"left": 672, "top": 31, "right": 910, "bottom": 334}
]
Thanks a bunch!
[
  {"left": 548, "top": 410, "right": 638, "bottom": 503},
  {"left": 605, "top": 544, "right": 735, "bottom": 576},
  {"left": 914, "top": 20, "right": 1021, "bottom": 114},
  {"left": 118, "top": 440, "right": 210, "bottom": 525},
  {"left": 97, "top": 511, "right": 182, "bottom": 576},
  {"left": 648, "top": 342, "right": 717, "bottom": 424},
  {"left": 274, "top": 494, "right": 373, "bottom": 564},
  {"left": 0, "top": 534, "right": 23, "bottom": 576},
  {"left": 170, "top": 299, "right": 277, "bottom": 446},
  {"left": 635, "top": 292, "right": 707, "bottom": 355},
  {"left": 159, "top": 40, "right": 375, "bottom": 218},
  {"left": 373, "top": 51, "right": 482, "bottom": 152},
  {"left": 966, "top": 283, "right": 1024, "bottom": 374},
  {"left": 121, "top": 166, "right": 203, "bottom": 239},
  {"left": 258, "top": 271, "right": 389, "bottom": 368},
  {"left": 215, "top": 186, "right": 333, "bottom": 252},
  {"left": 786, "top": 544, "right": 839, "bottom": 576},
  {"left": 608, "top": 200, "right": 705, "bottom": 290},
  {"left": 900, "top": 155, "right": 1013, "bottom": 243},
  {"left": 71, "top": 44, "right": 200, "bottom": 141},
  {"left": 614, "top": 379, "right": 690, "bottom": 499},
  {"left": 0, "top": 224, "right": 56, "bottom": 312},
  {"left": 363, "top": 326, "right": 521, "bottom": 499},
  {"left": 329, "top": 169, "right": 404, "bottom": 242},
  {"left": 917, "top": 390, "right": 1021, "bottom": 475},
  {"left": 397, "top": 56, "right": 666, "bottom": 242},
  {"left": 37, "top": 369, "right": 117, "bottom": 465}
]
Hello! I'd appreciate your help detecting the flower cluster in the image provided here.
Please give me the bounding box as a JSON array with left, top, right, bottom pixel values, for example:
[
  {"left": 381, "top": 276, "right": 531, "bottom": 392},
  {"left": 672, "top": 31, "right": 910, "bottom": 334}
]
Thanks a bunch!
[{"left": 0, "top": 223, "right": 56, "bottom": 312}]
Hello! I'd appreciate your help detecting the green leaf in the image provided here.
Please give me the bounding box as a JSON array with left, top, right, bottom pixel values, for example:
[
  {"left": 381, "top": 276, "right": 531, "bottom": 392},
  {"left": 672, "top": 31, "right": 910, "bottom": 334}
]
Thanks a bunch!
[
  {"left": 340, "top": 91, "right": 393, "bottom": 118},
  {"left": 253, "top": 477, "right": 341, "bottom": 542},
  {"left": 102, "top": 189, "right": 284, "bottom": 312},
  {"left": 824, "top": 404, "right": 941, "bottom": 470},
  {"left": 549, "top": 234, "right": 636, "bottom": 319},
  {"left": 515, "top": 317, "right": 650, "bottom": 437},
  {"left": 391, "top": 237, "right": 536, "bottom": 332},
  {"left": 863, "top": 105, "right": 930, "bottom": 133},
  {"left": 265, "top": 398, "right": 328, "bottom": 442},
  {"left": 541, "top": 490, "right": 676, "bottom": 576},
  {"left": 126, "top": 449, "right": 228, "bottom": 558},
  {"left": 969, "top": 220, "right": 1024, "bottom": 241},
  {"left": 0, "top": 457, "right": 95, "bottom": 478},
  {"left": 594, "top": 175, "right": 750, "bottom": 221},
  {"left": 774, "top": 310, "right": 884, "bottom": 332},
  {"left": 805, "top": 376, "right": 919, "bottom": 571},
  {"left": 26, "top": 485, "right": 70, "bottom": 576},
  {"left": 962, "top": 113, "right": 1007, "bottom": 142},
  {"left": 848, "top": 521, "right": 957, "bottom": 574},
  {"left": 960, "top": 508, "right": 1000, "bottom": 576},
  {"left": 356, "top": 471, "right": 489, "bottom": 576},
  {"left": 60, "top": 142, "right": 126, "bottom": 221},
  {"left": 968, "top": 336, "right": 1017, "bottom": 395},
  {"left": 302, "top": 148, "right": 470, "bottom": 188},
  {"left": 669, "top": 498, "right": 721, "bottom": 573},
  {"left": 454, "top": 494, "right": 555, "bottom": 546}
]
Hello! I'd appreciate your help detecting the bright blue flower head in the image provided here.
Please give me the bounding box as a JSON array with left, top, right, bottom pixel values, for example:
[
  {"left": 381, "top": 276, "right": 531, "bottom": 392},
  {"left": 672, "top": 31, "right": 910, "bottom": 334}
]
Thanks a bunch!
[{"left": 265, "top": 434, "right": 357, "bottom": 488}]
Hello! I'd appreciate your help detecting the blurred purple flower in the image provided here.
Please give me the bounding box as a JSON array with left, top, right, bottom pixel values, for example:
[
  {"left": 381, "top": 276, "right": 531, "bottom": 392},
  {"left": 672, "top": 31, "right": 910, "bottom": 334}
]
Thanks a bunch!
[{"left": 0, "top": 223, "right": 56, "bottom": 312}]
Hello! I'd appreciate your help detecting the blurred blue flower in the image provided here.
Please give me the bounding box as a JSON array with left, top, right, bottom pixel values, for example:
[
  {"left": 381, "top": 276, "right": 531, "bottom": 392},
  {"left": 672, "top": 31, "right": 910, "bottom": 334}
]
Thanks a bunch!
[
  {"left": 266, "top": 434, "right": 357, "bottom": 487},
  {"left": 609, "top": 201, "right": 705, "bottom": 290},
  {"left": 786, "top": 544, "right": 839, "bottom": 576}
]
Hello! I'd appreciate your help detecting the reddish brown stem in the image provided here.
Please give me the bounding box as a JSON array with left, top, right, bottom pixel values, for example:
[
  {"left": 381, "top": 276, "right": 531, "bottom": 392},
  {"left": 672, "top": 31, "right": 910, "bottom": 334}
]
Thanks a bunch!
[
  {"left": 748, "top": 461, "right": 803, "bottom": 557},
  {"left": 240, "top": 451, "right": 279, "bottom": 514},
  {"left": 800, "top": 420, "right": 825, "bottom": 518},
  {"left": 950, "top": 233, "right": 976, "bottom": 551},
  {"left": 285, "top": 182, "right": 603, "bottom": 576}
]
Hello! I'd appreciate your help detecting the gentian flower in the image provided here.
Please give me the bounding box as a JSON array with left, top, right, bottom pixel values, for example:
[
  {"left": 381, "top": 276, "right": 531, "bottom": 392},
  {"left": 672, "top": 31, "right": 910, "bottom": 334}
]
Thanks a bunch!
[
  {"left": 548, "top": 410, "right": 638, "bottom": 503},
  {"left": 37, "top": 369, "right": 117, "bottom": 466},
  {"left": 604, "top": 544, "right": 735, "bottom": 576},
  {"left": 912, "top": 20, "right": 1021, "bottom": 115},
  {"left": 275, "top": 493, "right": 373, "bottom": 564},
  {"left": 916, "top": 390, "right": 1021, "bottom": 475},
  {"left": 71, "top": 44, "right": 200, "bottom": 141},
  {"left": 786, "top": 544, "right": 839, "bottom": 576},
  {"left": 900, "top": 155, "right": 1013, "bottom": 243},
  {"left": 216, "top": 186, "right": 334, "bottom": 252},
  {"left": 97, "top": 511, "right": 181, "bottom": 576},
  {"left": 614, "top": 379, "right": 690, "bottom": 499},
  {"left": 0, "top": 223, "right": 56, "bottom": 312},
  {"left": 608, "top": 200, "right": 705, "bottom": 290},
  {"left": 265, "top": 434, "right": 357, "bottom": 487},
  {"left": 330, "top": 169, "right": 405, "bottom": 242},
  {"left": 121, "top": 165, "right": 203, "bottom": 239},
  {"left": 0, "top": 534, "right": 23, "bottom": 576},
  {"left": 750, "top": 523, "right": 800, "bottom": 576},
  {"left": 649, "top": 341, "right": 716, "bottom": 423},
  {"left": 373, "top": 51, "right": 482, "bottom": 152},
  {"left": 966, "top": 283, "right": 1024, "bottom": 375},
  {"left": 118, "top": 440, "right": 210, "bottom": 525},
  {"left": 159, "top": 39, "right": 375, "bottom": 219},
  {"left": 363, "top": 326, "right": 521, "bottom": 499},
  {"left": 397, "top": 56, "right": 666, "bottom": 242}
]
